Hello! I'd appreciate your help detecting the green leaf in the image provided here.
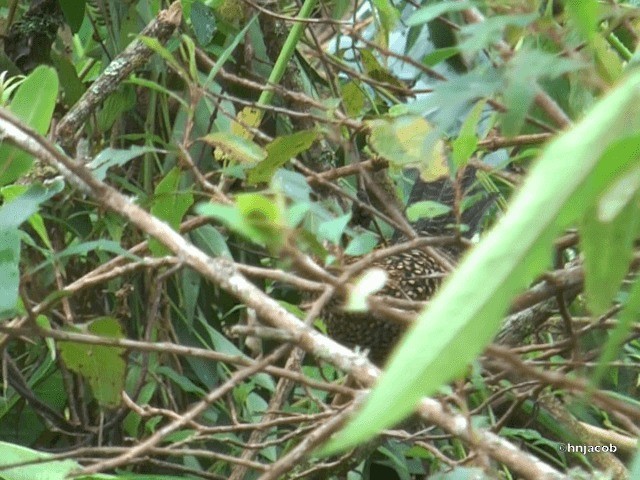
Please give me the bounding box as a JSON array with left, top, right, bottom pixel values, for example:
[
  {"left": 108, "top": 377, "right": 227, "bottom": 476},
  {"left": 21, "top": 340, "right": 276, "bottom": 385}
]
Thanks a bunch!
[
  {"left": 138, "top": 36, "right": 186, "bottom": 77},
  {"left": 149, "top": 167, "right": 194, "bottom": 256},
  {"left": 30, "top": 239, "right": 141, "bottom": 275},
  {"left": 502, "top": 78, "right": 536, "bottom": 138},
  {"left": 458, "top": 14, "right": 537, "bottom": 52},
  {"left": 247, "top": 130, "right": 318, "bottom": 184},
  {"left": 359, "top": 49, "right": 404, "bottom": 88},
  {"left": 565, "top": 0, "right": 599, "bottom": 42},
  {"left": 190, "top": 224, "right": 233, "bottom": 259},
  {"left": 502, "top": 49, "right": 579, "bottom": 136},
  {"left": 58, "top": 0, "right": 86, "bottom": 32},
  {"left": 422, "top": 47, "right": 461, "bottom": 67},
  {"left": 0, "top": 180, "right": 64, "bottom": 230},
  {"left": 344, "top": 231, "right": 378, "bottom": 256},
  {"left": 452, "top": 100, "right": 486, "bottom": 167},
  {"left": 415, "top": 69, "right": 502, "bottom": 132},
  {"left": 157, "top": 366, "right": 207, "bottom": 395},
  {"left": 407, "top": 1, "right": 472, "bottom": 27},
  {"left": 196, "top": 193, "right": 285, "bottom": 249},
  {"left": 0, "top": 66, "right": 59, "bottom": 186},
  {"left": 197, "top": 203, "right": 259, "bottom": 244},
  {"left": 0, "top": 229, "right": 20, "bottom": 316},
  {"left": 594, "top": 275, "right": 640, "bottom": 385},
  {"left": 340, "top": 81, "right": 367, "bottom": 117},
  {"left": 0, "top": 181, "right": 63, "bottom": 316},
  {"left": 50, "top": 51, "right": 85, "bottom": 106},
  {"left": 0, "top": 441, "right": 81, "bottom": 480},
  {"left": 592, "top": 34, "right": 624, "bottom": 84},
  {"left": 406, "top": 200, "right": 452, "bottom": 222},
  {"left": 320, "top": 68, "right": 640, "bottom": 455},
  {"left": 59, "top": 317, "right": 127, "bottom": 408},
  {"left": 236, "top": 193, "right": 285, "bottom": 249},
  {"left": 581, "top": 163, "right": 640, "bottom": 314},
  {"left": 201, "top": 132, "right": 267, "bottom": 164},
  {"left": 371, "top": 0, "right": 400, "bottom": 36},
  {"left": 97, "top": 86, "right": 136, "bottom": 132},
  {"left": 88, "top": 146, "right": 161, "bottom": 181},
  {"left": 191, "top": 1, "right": 217, "bottom": 46},
  {"left": 271, "top": 169, "right": 312, "bottom": 203},
  {"left": 317, "top": 213, "right": 351, "bottom": 245}
]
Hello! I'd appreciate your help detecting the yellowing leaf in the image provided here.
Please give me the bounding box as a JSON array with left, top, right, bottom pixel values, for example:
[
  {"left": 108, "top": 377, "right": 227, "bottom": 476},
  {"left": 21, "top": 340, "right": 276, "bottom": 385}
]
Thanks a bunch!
[
  {"left": 359, "top": 49, "right": 404, "bottom": 88},
  {"left": 368, "top": 115, "right": 448, "bottom": 180},
  {"left": 232, "top": 106, "right": 262, "bottom": 140},
  {"left": 201, "top": 132, "right": 267, "bottom": 164}
]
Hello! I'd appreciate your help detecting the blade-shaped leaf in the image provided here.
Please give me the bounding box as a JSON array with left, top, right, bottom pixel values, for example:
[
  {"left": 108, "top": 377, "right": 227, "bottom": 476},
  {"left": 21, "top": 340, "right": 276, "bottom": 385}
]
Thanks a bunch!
[
  {"left": 0, "top": 66, "right": 59, "bottom": 186},
  {"left": 88, "top": 146, "right": 162, "bottom": 181},
  {"left": 0, "top": 229, "right": 20, "bottom": 316},
  {"left": 149, "top": 167, "right": 194, "bottom": 256},
  {"left": 581, "top": 164, "right": 640, "bottom": 314},
  {"left": 0, "top": 180, "right": 64, "bottom": 229}
]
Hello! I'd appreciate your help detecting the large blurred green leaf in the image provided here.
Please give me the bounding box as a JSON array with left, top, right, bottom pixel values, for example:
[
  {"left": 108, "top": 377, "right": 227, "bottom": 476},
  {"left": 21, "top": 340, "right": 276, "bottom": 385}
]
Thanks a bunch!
[
  {"left": 0, "top": 66, "right": 59, "bottom": 186},
  {"left": 59, "top": 317, "right": 127, "bottom": 408},
  {"left": 320, "top": 68, "right": 640, "bottom": 454}
]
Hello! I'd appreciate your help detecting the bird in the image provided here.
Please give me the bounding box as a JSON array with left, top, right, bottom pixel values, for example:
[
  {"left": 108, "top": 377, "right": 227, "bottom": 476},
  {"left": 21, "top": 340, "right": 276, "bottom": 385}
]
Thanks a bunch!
[
  {"left": 322, "top": 166, "right": 493, "bottom": 365},
  {"left": 324, "top": 247, "right": 449, "bottom": 365}
]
